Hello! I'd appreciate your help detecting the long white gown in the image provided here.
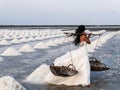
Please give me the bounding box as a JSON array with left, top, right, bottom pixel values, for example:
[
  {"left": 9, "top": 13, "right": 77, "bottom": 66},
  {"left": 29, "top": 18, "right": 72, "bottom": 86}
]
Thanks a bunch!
[{"left": 28, "top": 42, "right": 90, "bottom": 86}]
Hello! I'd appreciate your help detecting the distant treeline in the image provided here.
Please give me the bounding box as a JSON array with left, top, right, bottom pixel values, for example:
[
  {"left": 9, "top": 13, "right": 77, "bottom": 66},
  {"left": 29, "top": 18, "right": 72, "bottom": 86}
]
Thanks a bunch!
[
  {"left": 0, "top": 25, "right": 120, "bottom": 27},
  {"left": 0, "top": 25, "right": 120, "bottom": 31},
  {"left": 0, "top": 25, "right": 93, "bottom": 27}
]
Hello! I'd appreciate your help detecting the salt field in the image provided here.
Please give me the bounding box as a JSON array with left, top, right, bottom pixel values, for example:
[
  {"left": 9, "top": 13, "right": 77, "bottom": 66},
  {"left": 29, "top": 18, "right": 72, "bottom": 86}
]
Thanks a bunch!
[{"left": 0, "top": 28, "right": 120, "bottom": 90}]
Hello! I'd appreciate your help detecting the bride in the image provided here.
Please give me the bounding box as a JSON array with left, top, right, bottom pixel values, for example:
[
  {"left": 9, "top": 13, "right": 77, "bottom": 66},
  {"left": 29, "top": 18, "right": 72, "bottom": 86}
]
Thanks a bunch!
[{"left": 28, "top": 25, "right": 92, "bottom": 86}]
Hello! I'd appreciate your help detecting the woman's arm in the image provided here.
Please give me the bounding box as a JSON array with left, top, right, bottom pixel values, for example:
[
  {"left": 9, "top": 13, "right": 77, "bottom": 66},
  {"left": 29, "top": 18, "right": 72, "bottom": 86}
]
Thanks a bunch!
[{"left": 87, "top": 33, "right": 92, "bottom": 38}]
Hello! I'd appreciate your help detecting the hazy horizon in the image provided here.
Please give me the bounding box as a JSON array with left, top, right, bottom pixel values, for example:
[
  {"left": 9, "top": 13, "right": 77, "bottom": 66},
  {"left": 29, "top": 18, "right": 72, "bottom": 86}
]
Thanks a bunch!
[{"left": 0, "top": 0, "right": 120, "bottom": 25}]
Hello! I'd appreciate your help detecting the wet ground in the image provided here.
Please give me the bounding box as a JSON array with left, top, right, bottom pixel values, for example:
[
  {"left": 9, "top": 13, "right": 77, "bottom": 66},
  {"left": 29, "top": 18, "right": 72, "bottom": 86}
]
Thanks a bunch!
[{"left": 0, "top": 32, "right": 120, "bottom": 90}]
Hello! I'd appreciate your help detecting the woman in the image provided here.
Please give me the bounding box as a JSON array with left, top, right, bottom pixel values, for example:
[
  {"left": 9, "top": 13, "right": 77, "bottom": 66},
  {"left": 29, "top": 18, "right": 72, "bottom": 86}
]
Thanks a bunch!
[
  {"left": 28, "top": 25, "right": 92, "bottom": 86},
  {"left": 73, "top": 25, "right": 91, "bottom": 45}
]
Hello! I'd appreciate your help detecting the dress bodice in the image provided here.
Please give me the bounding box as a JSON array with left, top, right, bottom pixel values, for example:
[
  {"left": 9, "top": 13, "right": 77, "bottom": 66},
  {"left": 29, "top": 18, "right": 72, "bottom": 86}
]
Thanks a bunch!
[{"left": 80, "top": 41, "right": 87, "bottom": 47}]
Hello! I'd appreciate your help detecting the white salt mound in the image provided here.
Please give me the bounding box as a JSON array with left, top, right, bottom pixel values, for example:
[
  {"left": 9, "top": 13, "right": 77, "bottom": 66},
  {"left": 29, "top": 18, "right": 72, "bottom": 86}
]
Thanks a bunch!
[
  {"left": 54, "top": 39, "right": 63, "bottom": 44},
  {"left": 0, "top": 40, "right": 11, "bottom": 45},
  {"left": 1, "top": 47, "right": 22, "bottom": 56},
  {"left": 34, "top": 42, "right": 49, "bottom": 49},
  {"left": 11, "top": 38, "right": 21, "bottom": 44},
  {"left": 46, "top": 40, "right": 57, "bottom": 46},
  {"left": 34, "top": 36, "right": 41, "bottom": 40},
  {"left": 27, "top": 37, "right": 35, "bottom": 41},
  {"left": 19, "top": 44, "right": 35, "bottom": 52},
  {"left": 0, "top": 76, "right": 26, "bottom": 90},
  {"left": 27, "top": 64, "right": 49, "bottom": 84},
  {"left": 92, "top": 30, "right": 106, "bottom": 34},
  {"left": 85, "top": 29, "right": 91, "bottom": 34},
  {"left": 4, "top": 36, "right": 12, "bottom": 40},
  {"left": 20, "top": 38, "right": 28, "bottom": 42}
]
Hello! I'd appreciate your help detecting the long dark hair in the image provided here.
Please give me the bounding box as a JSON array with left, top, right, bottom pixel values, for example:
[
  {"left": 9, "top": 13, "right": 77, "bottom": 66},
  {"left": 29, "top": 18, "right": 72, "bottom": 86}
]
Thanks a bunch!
[{"left": 73, "top": 25, "right": 85, "bottom": 46}]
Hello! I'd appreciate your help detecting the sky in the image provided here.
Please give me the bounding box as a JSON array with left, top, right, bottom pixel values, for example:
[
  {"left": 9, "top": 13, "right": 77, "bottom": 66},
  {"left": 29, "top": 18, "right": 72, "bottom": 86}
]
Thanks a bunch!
[{"left": 0, "top": 0, "right": 120, "bottom": 25}]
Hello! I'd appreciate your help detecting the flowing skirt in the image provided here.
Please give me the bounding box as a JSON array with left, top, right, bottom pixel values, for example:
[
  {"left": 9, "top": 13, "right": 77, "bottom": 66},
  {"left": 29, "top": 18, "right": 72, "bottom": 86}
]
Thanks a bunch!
[{"left": 27, "top": 42, "right": 90, "bottom": 86}]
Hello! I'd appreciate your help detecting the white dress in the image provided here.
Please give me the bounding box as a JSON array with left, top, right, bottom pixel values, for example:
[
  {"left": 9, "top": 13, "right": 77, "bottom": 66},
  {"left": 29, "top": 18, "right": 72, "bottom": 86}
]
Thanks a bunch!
[{"left": 28, "top": 42, "right": 90, "bottom": 86}]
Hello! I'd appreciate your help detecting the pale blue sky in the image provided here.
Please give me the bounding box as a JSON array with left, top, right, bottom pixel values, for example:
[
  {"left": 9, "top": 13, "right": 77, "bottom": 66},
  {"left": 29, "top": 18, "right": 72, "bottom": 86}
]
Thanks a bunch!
[{"left": 0, "top": 0, "right": 120, "bottom": 25}]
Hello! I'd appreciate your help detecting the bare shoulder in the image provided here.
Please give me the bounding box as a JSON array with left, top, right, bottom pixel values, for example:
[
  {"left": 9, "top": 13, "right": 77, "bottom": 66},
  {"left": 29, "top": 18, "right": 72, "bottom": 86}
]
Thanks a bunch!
[{"left": 80, "top": 32, "right": 91, "bottom": 44}]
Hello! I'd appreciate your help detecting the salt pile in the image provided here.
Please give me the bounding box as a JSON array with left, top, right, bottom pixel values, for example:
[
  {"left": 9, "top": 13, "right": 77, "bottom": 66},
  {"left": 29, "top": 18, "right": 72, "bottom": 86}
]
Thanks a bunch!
[
  {"left": 64, "top": 38, "right": 69, "bottom": 43},
  {"left": 85, "top": 29, "right": 91, "bottom": 34},
  {"left": 34, "top": 42, "right": 49, "bottom": 49},
  {"left": 19, "top": 44, "right": 35, "bottom": 52},
  {"left": 20, "top": 37, "right": 28, "bottom": 42},
  {"left": 1, "top": 47, "right": 22, "bottom": 56},
  {"left": 60, "top": 38, "right": 65, "bottom": 44},
  {"left": 40, "top": 36, "right": 46, "bottom": 40},
  {"left": 54, "top": 38, "right": 63, "bottom": 44},
  {"left": 11, "top": 38, "right": 21, "bottom": 44},
  {"left": 0, "top": 76, "right": 26, "bottom": 90},
  {"left": 11, "top": 35, "right": 18, "bottom": 39},
  {"left": 100, "top": 32, "right": 116, "bottom": 43},
  {"left": 46, "top": 40, "right": 57, "bottom": 46},
  {"left": 0, "top": 40, "right": 11, "bottom": 45},
  {"left": 34, "top": 36, "right": 41, "bottom": 40},
  {"left": 27, "top": 37, "right": 35, "bottom": 41},
  {"left": 67, "top": 37, "right": 74, "bottom": 42},
  {"left": 4, "top": 36, "right": 12, "bottom": 40},
  {"left": 87, "top": 32, "right": 118, "bottom": 53},
  {"left": 27, "top": 64, "right": 49, "bottom": 84}
]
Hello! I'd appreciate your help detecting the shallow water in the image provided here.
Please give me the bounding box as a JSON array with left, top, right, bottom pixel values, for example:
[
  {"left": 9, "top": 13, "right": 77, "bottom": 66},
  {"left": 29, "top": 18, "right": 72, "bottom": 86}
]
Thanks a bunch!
[{"left": 0, "top": 32, "right": 120, "bottom": 90}]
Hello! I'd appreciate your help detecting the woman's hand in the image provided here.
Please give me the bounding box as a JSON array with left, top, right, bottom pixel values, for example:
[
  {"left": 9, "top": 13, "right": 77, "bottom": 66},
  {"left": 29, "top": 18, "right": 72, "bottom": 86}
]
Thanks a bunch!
[{"left": 88, "top": 33, "right": 92, "bottom": 38}]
